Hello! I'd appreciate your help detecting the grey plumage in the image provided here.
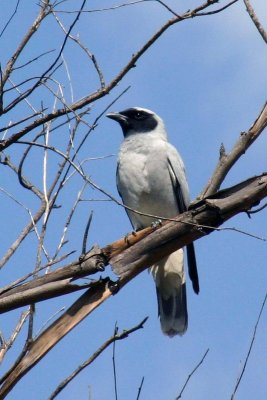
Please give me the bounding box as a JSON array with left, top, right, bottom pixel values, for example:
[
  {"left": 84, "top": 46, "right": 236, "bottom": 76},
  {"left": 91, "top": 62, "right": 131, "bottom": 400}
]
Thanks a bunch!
[{"left": 107, "top": 107, "right": 199, "bottom": 337}]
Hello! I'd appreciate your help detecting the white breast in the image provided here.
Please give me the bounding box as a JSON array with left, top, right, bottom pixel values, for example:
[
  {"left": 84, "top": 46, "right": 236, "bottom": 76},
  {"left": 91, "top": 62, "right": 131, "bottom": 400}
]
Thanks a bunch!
[{"left": 117, "top": 133, "right": 179, "bottom": 229}]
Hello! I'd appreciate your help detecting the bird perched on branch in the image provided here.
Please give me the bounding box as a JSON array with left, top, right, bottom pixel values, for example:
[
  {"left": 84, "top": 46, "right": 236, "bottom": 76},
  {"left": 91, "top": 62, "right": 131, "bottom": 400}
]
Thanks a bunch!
[{"left": 107, "top": 107, "right": 199, "bottom": 337}]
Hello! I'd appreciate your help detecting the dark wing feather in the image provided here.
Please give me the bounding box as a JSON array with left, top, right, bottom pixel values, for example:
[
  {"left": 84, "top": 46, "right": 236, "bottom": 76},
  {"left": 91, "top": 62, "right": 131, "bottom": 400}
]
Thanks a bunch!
[{"left": 167, "top": 158, "right": 200, "bottom": 294}]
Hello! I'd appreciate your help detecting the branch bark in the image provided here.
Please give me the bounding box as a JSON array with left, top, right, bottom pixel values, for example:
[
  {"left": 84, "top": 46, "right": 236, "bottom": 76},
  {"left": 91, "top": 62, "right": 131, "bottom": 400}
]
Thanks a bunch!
[
  {"left": 243, "top": 0, "right": 267, "bottom": 43},
  {"left": 0, "top": 173, "right": 266, "bottom": 398}
]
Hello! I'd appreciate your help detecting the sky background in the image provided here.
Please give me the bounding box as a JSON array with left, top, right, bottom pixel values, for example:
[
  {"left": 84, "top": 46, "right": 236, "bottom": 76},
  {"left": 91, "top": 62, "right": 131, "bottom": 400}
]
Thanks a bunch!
[{"left": 0, "top": 0, "right": 267, "bottom": 399}]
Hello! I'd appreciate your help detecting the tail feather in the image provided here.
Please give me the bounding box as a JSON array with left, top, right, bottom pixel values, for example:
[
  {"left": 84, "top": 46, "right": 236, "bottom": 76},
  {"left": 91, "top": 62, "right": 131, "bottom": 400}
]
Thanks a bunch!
[
  {"left": 187, "top": 243, "right": 199, "bottom": 294},
  {"left": 151, "top": 249, "right": 188, "bottom": 337}
]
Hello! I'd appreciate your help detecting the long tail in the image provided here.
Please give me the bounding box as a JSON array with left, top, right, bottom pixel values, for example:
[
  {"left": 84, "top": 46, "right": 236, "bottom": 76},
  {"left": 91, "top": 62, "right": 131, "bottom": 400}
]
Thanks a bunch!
[{"left": 150, "top": 249, "right": 188, "bottom": 337}]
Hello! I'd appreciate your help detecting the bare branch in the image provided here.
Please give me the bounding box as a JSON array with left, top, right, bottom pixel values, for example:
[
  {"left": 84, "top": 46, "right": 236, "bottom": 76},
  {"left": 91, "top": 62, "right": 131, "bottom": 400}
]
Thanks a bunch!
[
  {"left": 231, "top": 291, "right": 267, "bottom": 399},
  {"left": 52, "top": 11, "right": 105, "bottom": 88},
  {"left": 0, "top": 0, "right": 21, "bottom": 38},
  {"left": 136, "top": 376, "right": 145, "bottom": 400},
  {"left": 112, "top": 322, "right": 119, "bottom": 400},
  {"left": 176, "top": 349, "right": 209, "bottom": 399},
  {"left": 0, "top": 174, "right": 266, "bottom": 313},
  {"left": 0, "top": 278, "right": 111, "bottom": 398},
  {"left": 0, "top": 202, "right": 46, "bottom": 269},
  {"left": 200, "top": 101, "right": 267, "bottom": 198},
  {"left": 195, "top": 0, "right": 239, "bottom": 16},
  {"left": 0, "top": 245, "right": 104, "bottom": 311},
  {"left": 48, "top": 317, "right": 148, "bottom": 400},
  {"left": 0, "top": 173, "right": 266, "bottom": 396},
  {"left": 0, "top": 0, "right": 238, "bottom": 151},
  {"left": 0, "top": 1, "right": 51, "bottom": 89},
  {"left": 0, "top": 309, "right": 30, "bottom": 363},
  {"left": 243, "top": 0, "right": 267, "bottom": 43}
]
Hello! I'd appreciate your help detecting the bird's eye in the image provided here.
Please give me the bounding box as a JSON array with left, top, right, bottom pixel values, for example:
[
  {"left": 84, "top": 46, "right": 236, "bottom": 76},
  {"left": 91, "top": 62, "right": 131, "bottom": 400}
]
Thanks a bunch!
[{"left": 135, "top": 112, "right": 144, "bottom": 120}]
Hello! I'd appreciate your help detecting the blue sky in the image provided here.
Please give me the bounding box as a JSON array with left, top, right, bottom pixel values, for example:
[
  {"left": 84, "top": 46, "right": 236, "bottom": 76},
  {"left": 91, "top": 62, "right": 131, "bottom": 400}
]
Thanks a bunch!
[{"left": 0, "top": 1, "right": 267, "bottom": 399}]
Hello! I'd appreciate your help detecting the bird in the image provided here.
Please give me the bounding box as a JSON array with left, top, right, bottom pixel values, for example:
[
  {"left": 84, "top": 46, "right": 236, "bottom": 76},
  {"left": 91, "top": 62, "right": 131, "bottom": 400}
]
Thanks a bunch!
[{"left": 107, "top": 107, "right": 199, "bottom": 337}]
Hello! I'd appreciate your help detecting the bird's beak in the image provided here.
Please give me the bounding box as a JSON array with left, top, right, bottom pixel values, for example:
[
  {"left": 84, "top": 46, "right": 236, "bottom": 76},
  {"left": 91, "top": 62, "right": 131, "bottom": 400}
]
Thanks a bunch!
[{"left": 106, "top": 112, "right": 127, "bottom": 123}]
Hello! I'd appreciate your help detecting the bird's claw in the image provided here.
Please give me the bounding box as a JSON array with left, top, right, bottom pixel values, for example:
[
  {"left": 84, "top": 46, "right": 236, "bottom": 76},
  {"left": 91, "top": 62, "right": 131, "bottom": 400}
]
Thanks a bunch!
[
  {"left": 108, "top": 279, "right": 120, "bottom": 295},
  {"left": 124, "top": 230, "right": 137, "bottom": 245},
  {"left": 151, "top": 219, "right": 162, "bottom": 229}
]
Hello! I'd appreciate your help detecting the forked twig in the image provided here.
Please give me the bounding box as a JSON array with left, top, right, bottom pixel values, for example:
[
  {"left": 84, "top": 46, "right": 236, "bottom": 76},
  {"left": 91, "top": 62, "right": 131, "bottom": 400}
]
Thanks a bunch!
[{"left": 48, "top": 317, "right": 148, "bottom": 400}]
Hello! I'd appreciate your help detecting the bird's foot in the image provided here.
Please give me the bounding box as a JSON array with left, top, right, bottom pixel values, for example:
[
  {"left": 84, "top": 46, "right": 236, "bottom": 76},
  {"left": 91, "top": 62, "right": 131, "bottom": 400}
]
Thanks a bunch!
[
  {"left": 108, "top": 279, "right": 120, "bottom": 295},
  {"left": 124, "top": 230, "right": 137, "bottom": 245},
  {"left": 151, "top": 219, "right": 162, "bottom": 229}
]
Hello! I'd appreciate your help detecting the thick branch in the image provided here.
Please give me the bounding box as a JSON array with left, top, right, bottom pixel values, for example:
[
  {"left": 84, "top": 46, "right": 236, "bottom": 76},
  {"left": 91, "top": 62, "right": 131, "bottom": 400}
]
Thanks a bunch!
[
  {"left": 109, "top": 174, "right": 267, "bottom": 280},
  {"left": 0, "top": 280, "right": 111, "bottom": 398},
  {"left": 0, "top": 174, "right": 266, "bottom": 398},
  {"left": 0, "top": 174, "right": 266, "bottom": 314},
  {"left": 0, "top": 246, "right": 105, "bottom": 312}
]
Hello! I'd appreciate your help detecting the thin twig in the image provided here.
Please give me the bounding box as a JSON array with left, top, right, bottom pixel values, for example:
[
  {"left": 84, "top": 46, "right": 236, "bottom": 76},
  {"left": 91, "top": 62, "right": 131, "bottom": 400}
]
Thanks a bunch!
[
  {"left": 0, "top": 0, "right": 21, "bottom": 38},
  {"left": 176, "top": 349, "right": 209, "bottom": 399},
  {"left": 113, "top": 322, "right": 119, "bottom": 400},
  {"left": 53, "top": 183, "right": 88, "bottom": 261},
  {"left": 195, "top": 0, "right": 239, "bottom": 16},
  {"left": 52, "top": 11, "right": 105, "bottom": 88},
  {"left": 13, "top": 49, "right": 56, "bottom": 70},
  {"left": 231, "top": 292, "right": 267, "bottom": 399},
  {"left": 0, "top": 202, "right": 46, "bottom": 269},
  {"left": 12, "top": 140, "right": 267, "bottom": 243},
  {"left": 0, "top": 1, "right": 51, "bottom": 88},
  {"left": 48, "top": 317, "right": 148, "bottom": 400},
  {"left": 136, "top": 376, "right": 145, "bottom": 400},
  {"left": 0, "top": 0, "right": 238, "bottom": 151},
  {"left": 0, "top": 309, "right": 30, "bottom": 363},
  {"left": 35, "top": 307, "right": 65, "bottom": 337}
]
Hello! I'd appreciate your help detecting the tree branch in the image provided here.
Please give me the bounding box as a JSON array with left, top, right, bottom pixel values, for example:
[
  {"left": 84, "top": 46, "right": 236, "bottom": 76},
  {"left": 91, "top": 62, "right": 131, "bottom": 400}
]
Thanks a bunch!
[
  {"left": 243, "top": 0, "right": 267, "bottom": 43},
  {"left": 0, "top": 173, "right": 266, "bottom": 397},
  {"left": 0, "top": 0, "right": 238, "bottom": 151},
  {"left": 200, "top": 101, "right": 267, "bottom": 198},
  {"left": 48, "top": 317, "right": 148, "bottom": 400},
  {"left": 0, "top": 174, "right": 266, "bottom": 314}
]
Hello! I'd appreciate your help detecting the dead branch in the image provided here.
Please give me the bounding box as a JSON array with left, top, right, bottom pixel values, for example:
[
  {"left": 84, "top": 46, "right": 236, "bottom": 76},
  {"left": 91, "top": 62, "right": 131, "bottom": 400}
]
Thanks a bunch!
[
  {"left": 0, "top": 309, "right": 30, "bottom": 363},
  {"left": 0, "top": 202, "right": 47, "bottom": 269},
  {"left": 1, "top": 172, "right": 266, "bottom": 397},
  {"left": 0, "top": 1, "right": 51, "bottom": 91},
  {"left": 230, "top": 291, "right": 267, "bottom": 399},
  {"left": 0, "top": 279, "right": 111, "bottom": 398},
  {"left": 243, "top": 0, "right": 267, "bottom": 43},
  {"left": 0, "top": 174, "right": 266, "bottom": 315},
  {"left": 176, "top": 348, "right": 209, "bottom": 399},
  {"left": 136, "top": 376, "right": 145, "bottom": 400},
  {"left": 0, "top": 0, "right": 238, "bottom": 151},
  {"left": 48, "top": 317, "right": 148, "bottom": 400},
  {"left": 0, "top": 245, "right": 105, "bottom": 311},
  {"left": 199, "top": 101, "right": 267, "bottom": 198}
]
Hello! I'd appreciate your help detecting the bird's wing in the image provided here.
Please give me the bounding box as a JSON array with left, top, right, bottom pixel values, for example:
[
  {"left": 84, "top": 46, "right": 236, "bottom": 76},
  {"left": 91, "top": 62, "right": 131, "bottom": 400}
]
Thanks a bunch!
[
  {"left": 167, "top": 145, "right": 190, "bottom": 212},
  {"left": 167, "top": 145, "right": 200, "bottom": 294},
  {"left": 116, "top": 162, "right": 135, "bottom": 229}
]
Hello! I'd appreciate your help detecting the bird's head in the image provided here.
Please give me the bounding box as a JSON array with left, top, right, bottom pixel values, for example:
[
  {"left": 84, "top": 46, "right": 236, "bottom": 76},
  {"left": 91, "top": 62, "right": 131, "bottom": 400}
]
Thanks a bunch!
[{"left": 106, "top": 107, "right": 166, "bottom": 138}]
